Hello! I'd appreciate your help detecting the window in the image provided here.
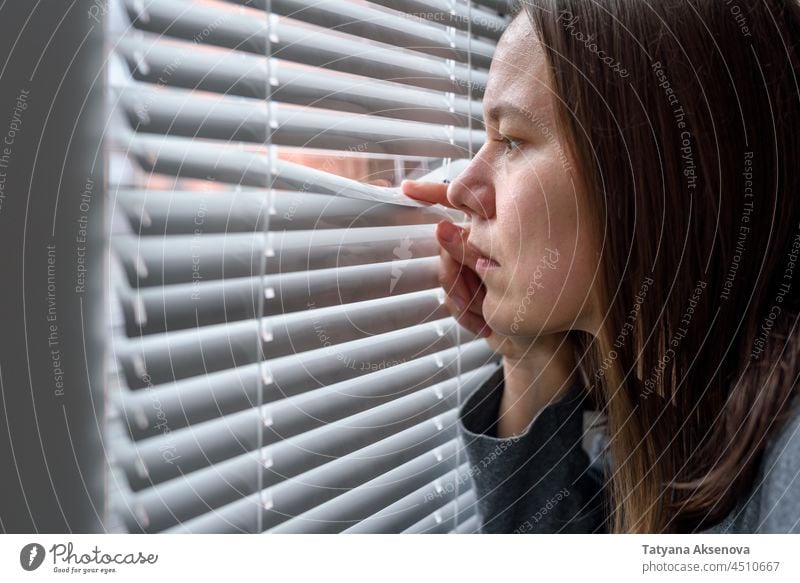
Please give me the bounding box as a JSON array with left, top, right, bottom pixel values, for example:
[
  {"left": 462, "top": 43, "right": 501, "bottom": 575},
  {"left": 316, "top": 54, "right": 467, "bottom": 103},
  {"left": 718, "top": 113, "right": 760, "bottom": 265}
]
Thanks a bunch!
[{"left": 105, "top": 0, "right": 510, "bottom": 533}]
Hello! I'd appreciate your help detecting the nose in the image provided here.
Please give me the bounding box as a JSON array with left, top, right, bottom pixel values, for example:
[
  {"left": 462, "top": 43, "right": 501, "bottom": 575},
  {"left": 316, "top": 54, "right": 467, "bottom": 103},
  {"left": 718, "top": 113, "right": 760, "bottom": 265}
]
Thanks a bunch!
[{"left": 446, "top": 148, "right": 496, "bottom": 220}]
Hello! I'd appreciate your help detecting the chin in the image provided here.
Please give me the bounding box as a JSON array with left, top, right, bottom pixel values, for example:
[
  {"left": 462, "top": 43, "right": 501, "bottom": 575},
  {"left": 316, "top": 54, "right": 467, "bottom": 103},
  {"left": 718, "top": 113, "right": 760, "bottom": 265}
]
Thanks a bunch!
[
  {"left": 484, "top": 300, "right": 560, "bottom": 338},
  {"left": 482, "top": 311, "right": 520, "bottom": 337}
]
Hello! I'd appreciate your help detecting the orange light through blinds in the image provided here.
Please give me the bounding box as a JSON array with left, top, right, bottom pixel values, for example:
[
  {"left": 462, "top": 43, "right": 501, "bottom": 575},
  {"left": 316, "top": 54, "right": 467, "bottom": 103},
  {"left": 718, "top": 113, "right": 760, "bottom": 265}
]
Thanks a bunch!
[{"left": 104, "top": 0, "right": 511, "bottom": 533}]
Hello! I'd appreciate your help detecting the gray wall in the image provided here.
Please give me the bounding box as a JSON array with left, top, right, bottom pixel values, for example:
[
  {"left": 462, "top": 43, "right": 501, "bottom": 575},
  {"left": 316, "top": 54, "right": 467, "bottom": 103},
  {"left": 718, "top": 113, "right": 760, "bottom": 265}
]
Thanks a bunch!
[{"left": 0, "top": 1, "right": 107, "bottom": 532}]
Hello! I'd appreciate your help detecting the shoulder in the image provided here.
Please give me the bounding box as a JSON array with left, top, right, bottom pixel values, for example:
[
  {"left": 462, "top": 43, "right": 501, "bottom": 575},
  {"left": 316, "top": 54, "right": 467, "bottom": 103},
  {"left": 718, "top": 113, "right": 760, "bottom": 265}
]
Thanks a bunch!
[{"left": 750, "top": 397, "right": 800, "bottom": 533}]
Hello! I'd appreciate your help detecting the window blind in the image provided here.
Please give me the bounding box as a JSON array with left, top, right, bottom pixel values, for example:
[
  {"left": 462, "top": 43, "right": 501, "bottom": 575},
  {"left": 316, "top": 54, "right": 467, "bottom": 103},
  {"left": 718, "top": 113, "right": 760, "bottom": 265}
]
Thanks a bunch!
[{"left": 105, "top": 0, "right": 510, "bottom": 534}]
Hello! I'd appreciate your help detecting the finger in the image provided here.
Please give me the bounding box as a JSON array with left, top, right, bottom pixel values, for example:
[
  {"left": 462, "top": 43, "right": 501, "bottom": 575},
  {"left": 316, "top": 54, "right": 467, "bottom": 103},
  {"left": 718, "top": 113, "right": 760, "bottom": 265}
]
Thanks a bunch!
[
  {"left": 438, "top": 244, "right": 485, "bottom": 321},
  {"left": 435, "top": 220, "right": 481, "bottom": 272},
  {"left": 462, "top": 272, "right": 486, "bottom": 316},
  {"left": 438, "top": 248, "right": 490, "bottom": 337},
  {"left": 438, "top": 241, "right": 471, "bottom": 300},
  {"left": 452, "top": 233, "right": 480, "bottom": 300},
  {"left": 449, "top": 253, "right": 484, "bottom": 317},
  {"left": 444, "top": 295, "right": 488, "bottom": 337},
  {"left": 400, "top": 180, "right": 454, "bottom": 208}
]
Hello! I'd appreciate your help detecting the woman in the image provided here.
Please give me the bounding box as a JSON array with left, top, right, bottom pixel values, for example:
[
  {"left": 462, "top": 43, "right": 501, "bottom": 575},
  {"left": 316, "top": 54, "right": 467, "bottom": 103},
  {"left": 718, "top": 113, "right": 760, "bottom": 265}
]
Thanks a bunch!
[{"left": 401, "top": 0, "right": 800, "bottom": 533}]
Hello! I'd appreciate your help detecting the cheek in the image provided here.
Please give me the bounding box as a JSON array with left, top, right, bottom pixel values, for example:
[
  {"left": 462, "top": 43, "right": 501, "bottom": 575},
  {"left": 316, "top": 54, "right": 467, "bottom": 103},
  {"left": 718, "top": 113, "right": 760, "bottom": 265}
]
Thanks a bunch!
[
  {"left": 501, "top": 164, "right": 579, "bottom": 247},
  {"left": 520, "top": 248, "right": 569, "bottom": 309},
  {"left": 479, "top": 248, "right": 562, "bottom": 332},
  {"left": 483, "top": 245, "right": 592, "bottom": 335},
  {"left": 485, "top": 176, "right": 594, "bottom": 333}
]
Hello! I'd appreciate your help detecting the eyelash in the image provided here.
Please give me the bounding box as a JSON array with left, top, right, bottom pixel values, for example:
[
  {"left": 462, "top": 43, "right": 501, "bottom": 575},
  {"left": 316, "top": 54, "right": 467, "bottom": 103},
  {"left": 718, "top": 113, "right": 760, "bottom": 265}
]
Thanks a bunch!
[{"left": 494, "top": 135, "right": 523, "bottom": 155}]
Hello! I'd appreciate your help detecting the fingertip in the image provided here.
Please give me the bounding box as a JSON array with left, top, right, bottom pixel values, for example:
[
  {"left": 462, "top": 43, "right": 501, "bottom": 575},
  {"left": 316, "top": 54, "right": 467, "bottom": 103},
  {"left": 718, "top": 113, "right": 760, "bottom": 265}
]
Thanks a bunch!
[
  {"left": 436, "top": 220, "right": 460, "bottom": 243},
  {"left": 401, "top": 180, "right": 424, "bottom": 200}
]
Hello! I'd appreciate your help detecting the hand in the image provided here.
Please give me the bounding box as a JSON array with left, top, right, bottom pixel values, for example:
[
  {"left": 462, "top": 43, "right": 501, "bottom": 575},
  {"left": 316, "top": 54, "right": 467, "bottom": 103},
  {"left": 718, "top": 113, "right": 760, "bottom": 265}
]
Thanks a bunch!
[
  {"left": 400, "top": 179, "right": 576, "bottom": 367},
  {"left": 401, "top": 178, "right": 579, "bottom": 436}
]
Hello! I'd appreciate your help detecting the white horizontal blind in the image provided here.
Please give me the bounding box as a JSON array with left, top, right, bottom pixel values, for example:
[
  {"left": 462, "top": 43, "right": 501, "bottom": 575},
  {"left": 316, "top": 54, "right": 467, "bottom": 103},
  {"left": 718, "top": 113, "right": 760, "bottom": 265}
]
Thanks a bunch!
[{"left": 105, "top": 0, "right": 510, "bottom": 534}]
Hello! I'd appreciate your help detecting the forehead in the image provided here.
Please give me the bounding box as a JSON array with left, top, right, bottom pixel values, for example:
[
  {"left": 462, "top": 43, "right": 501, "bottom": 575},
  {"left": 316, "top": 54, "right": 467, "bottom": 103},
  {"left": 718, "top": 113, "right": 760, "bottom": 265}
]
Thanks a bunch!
[{"left": 483, "top": 15, "right": 552, "bottom": 123}]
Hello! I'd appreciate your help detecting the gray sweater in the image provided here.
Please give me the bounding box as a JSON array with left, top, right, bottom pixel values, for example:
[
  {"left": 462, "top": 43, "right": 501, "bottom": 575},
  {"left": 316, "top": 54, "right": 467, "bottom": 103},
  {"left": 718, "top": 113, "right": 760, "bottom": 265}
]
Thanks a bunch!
[{"left": 458, "top": 365, "right": 800, "bottom": 533}]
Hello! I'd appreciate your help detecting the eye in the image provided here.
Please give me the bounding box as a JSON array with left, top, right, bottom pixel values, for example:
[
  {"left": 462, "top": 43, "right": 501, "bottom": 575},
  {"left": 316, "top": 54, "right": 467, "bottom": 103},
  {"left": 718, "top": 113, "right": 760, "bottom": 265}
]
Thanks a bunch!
[{"left": 494, "top": 135, "right": 523, "bottom": 156}]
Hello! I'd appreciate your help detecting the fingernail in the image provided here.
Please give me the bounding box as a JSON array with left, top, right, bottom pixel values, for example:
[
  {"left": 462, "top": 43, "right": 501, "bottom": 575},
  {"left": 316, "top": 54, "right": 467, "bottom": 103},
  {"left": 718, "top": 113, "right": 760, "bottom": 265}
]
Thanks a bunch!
[
  {"left": 439, "top": 222, "right": 458, "bottom": 242},
  {"left": 452, "top": 295, "right": 467, "bottom": 311}
]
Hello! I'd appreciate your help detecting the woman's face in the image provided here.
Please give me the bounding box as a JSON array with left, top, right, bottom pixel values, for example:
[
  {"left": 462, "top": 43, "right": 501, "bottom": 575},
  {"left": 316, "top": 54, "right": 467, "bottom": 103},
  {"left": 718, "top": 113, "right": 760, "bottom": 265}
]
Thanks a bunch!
[{"left": 447, "top": 14, "right": 602, "bottom": 337}]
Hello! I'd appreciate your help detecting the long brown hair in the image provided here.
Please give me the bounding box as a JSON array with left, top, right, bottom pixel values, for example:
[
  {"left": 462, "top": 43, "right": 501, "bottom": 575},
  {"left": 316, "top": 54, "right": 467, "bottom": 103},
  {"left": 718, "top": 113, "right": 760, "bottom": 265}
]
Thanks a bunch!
[{"left": 511, "top": 0, "right": 800, "bottom": 532}]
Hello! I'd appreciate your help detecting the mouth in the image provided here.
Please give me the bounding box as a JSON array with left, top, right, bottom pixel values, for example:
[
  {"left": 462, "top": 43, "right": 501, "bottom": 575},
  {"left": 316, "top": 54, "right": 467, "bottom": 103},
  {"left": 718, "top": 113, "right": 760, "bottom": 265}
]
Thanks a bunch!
[{"left": 467, "top": 240, "right": 501, "bottom": 272}]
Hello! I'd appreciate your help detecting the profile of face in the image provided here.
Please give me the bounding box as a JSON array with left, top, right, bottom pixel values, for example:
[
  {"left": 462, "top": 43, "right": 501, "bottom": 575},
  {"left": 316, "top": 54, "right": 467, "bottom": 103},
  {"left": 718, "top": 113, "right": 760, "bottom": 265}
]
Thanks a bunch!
[{"left": 446, "top": 14, "right": 602, "bottom": 338}]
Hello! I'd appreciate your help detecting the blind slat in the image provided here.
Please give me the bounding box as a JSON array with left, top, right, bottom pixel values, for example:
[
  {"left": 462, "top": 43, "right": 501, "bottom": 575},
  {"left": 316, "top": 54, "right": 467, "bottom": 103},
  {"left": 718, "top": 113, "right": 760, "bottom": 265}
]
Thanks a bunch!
[
  {"left": 116, "top": 189, "right": 461, "bottom": 236},
  {"left": 114, "top": 223, "right": 442, "bottom": 287},
  {"left": 403, "top": 489, "right": 477, "bottom": 533},
  {"left": 120, "top": 317, "right": 468, "bottom": 393},
  {"left": 471, "top": 0, "right": 514, "bottom": 13},
  {"left": 116, "top": 35, "right": 484, "bottom": 125},
  {"left": 118, "top": 290, "right": 448, "bottom": 385},
  {"left": 108, "top": 0, "right": 508, "bottom": 533},
  {"left": 328, "top": 464, "right": 471, "bottom": 534},
  {"left": 118, "top": 257, "right": 442, "bottom": 336},
  {"left": 118, "top": 340, "right": 497, "bottom": 440},
  {"left": 123, "top": 0, "right": 488, "bottom": 95},
  {"left": 266, "top": 451, "right": 465, "bottom": 534},
  {"left": 117, "top": 359, "right": 493, "bottom": 532},
  {"left": 118, "top": 84, "right": 485, "bottom": 157},
  {"left": 452, "top": 513, "right": 479, "bottom": 534},
  {"left": 222, "top": 0, "right": 496, "bottom": 67},
  {"left": 360, "top": 0, "right": 507, "bottom": 40},
  {"left": 118, "top": 367, "right": 486, "bottom": 489},
  {"left": 163, "top": 415, "right": 460, "bottom": 533},
  {"left": 227, "top": 0, "right": 508, "bottom": 41},
  {"left": 124, "top": 134, "right": 467, "bottom": 206}
]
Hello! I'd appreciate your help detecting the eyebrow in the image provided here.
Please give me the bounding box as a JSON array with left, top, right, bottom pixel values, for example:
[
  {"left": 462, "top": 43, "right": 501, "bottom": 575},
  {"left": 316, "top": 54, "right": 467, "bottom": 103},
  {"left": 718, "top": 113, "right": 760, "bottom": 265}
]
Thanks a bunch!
[{"left": 484, "top": 101, "right": 532, "bottom": 125}]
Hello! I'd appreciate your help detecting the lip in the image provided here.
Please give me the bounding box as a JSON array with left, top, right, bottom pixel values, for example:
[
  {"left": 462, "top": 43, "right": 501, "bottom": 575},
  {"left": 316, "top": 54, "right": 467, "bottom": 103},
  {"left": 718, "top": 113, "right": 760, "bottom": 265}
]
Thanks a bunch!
[
  {"left": 467, "top": 240, "right": 501, "bottom": 270},
  {"left": 475, "top": 256, "right": 500, "bottom": 273}
]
